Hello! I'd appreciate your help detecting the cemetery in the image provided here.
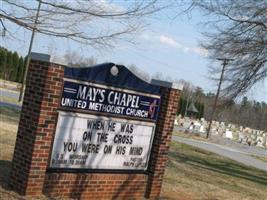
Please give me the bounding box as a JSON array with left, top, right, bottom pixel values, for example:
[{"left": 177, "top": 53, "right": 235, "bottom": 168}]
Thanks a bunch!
[{"left": 175, "top": 115, "right": 267, "bottom": 148}]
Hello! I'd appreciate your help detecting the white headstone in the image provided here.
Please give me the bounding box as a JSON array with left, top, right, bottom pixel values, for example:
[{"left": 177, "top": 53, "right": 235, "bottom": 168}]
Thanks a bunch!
[
  {"left": 199, "top": 125, "right": 205, "bottom": 133},
  {"left": 256, "top": 137, "right": 264, "bottom": 147},
  {"left": 225, "top": 129, "right": 233, "bottom": 139}
]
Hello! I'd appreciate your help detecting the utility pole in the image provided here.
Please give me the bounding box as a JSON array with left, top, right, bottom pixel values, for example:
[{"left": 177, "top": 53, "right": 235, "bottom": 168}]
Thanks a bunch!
[
  {"left": 206, "top": 58, "right": 234, "bottom": 139},
  {"left": 19, "top": 0, "right": 42, "bottom": 102}
]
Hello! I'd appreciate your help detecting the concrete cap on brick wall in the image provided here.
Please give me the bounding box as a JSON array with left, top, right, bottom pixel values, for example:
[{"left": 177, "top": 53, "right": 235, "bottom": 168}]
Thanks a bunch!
[
  {"left": 50, "top": 56, "right": 68, "bottom": 66},
  {"left": 30, "top": 52, "right": 51, "bottom": 62},
  {"left": 151, "top": 79, "right": 183, "bottom": 91},
  {"left": 172, "top": 82, "right": 183, "bottom": 90}
]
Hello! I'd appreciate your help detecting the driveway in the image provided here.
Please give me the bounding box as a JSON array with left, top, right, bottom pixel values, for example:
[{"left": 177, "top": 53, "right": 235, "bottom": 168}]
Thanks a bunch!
[
  {"left": 172, "top": 135, "right": 267, "bottom": 172},
  {"left": 0, "top": 89, "right": 21, "bottom": 110}
]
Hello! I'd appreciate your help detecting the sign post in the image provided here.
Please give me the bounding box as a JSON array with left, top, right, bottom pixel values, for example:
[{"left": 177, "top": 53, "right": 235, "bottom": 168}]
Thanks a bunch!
[{"left": 9, "top": 59, "right": 181, "bottom": 199}]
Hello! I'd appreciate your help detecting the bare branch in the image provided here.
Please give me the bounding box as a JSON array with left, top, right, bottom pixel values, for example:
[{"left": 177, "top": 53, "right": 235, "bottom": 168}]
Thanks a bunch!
[
  {"left": 186, "top": 0, "right": 267, "bottom": 100},
  {"left": 1, "top": 0, "right": 165, "bottom": 47}
]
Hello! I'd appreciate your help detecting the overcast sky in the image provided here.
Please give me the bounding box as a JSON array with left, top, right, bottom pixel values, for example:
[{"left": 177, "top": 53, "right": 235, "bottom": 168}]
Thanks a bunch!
[{"left": 1, "top": 0, "right": 266, "bottom": 102}]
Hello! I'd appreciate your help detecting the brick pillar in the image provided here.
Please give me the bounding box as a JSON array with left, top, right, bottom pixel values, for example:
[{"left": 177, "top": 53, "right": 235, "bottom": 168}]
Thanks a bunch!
[
  {"left": 145, "top": 87, "right": 180, "bottom": 199},
  {"left": 9, "top": 60, "right": 64, "bottom": 196}
]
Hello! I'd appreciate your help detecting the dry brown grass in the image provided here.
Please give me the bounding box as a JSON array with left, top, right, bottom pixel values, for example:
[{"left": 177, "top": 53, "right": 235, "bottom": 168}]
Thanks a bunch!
[
  {"left": 251, "top": 155, "right": 267, "bottom": 163},
  {"left": 0, "top": 79, "right": 21, "bottom": 91},
  {"left": 162, "top": 142, "right": 267, "bottom": 200}
]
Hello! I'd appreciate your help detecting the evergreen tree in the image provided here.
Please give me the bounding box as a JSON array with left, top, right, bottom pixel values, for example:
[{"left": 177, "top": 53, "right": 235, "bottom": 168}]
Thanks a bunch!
[
  {"left": 6, "top": 51, "right": 13, "bottom": 80},
  {"left": 178, "top": 98, "right": 183, "bottom": 116},
  {"left": 11, "top": 52, "right": 19, "bottom": 81},
  {"left": 0, "top": 47, "right": 7, "bottom": 79},
  {"left": 16, "top": 56, "right": 25, "bottom": 82},
  {"left": 195, "top": 102, "right": 200, "bottom": 118},
  {"left": 21, "top": 55, "right": 28, "bottom": 83},
  {"left": 178, "top": 98, "right": 187, "bottom": 117},
  {"left": 199, "top": 104, "right": 204, "bottom": 118}
]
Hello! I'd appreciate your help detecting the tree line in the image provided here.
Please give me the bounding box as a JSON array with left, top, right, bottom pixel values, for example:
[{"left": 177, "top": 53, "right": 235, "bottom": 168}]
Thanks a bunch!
[
  {"left": 216, "top": 96, "right": 267, "bottom": 132},
  {"left": 182, "top": 86, "right": 267, "bottom": 131},
  {"left": 0, "top": 47, "right": 26, "bottom": 83}
]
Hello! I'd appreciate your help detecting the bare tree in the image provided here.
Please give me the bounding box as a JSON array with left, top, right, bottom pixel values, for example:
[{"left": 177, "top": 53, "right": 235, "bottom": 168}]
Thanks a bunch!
[
  {"left": 0, "top": 0, "right": 164, "bottom": 47},
  {"left": 179, "top": 0, "right": 267, "bottom": 100},
  {"left": 62, "top": 50, "right": 97, "bottom": 67},
  {"left": 127, "top": 64, "right": 150, "bottom": 82},
  {"left": 177, "top": 79, "right": 195, "bottom": 98}
]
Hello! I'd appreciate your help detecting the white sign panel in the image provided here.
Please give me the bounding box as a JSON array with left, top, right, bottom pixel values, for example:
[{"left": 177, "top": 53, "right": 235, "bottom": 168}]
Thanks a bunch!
[{"left": 50, "top": 111, "right": 155, "bottom": 170}]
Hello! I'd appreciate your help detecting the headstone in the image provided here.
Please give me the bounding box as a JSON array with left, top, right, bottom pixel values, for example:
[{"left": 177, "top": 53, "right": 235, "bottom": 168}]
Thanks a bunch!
[
  {"left": 211, "top": 127, "right": 218, "bottom": 135},
  {"left": 193, "top": 121, "right": 201, "bottom": 132},
  {"left": 225, "top": 129, "right": 233, "bottom": 139},
  {"left": 256, "top": 137, "right": 264, "bottom": 148},
  {"left": 199, "top": 125, "right": 205, "bottom": 133},
  {"left": 183, "top": 121, "right": 191, "bottom": 129},
  {"left": 218, "top": 127, "right": 224, "bottom": 136},
  {"left": 238, "top": 132, "right": 244, "bottom": 143}
]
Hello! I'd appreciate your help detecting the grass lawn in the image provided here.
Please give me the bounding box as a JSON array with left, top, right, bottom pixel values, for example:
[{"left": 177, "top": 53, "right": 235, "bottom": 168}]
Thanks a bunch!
[
  {"left": 0, "top": 107, "right": 266, "bottom": 200},
  {"left": 172, "top": 130, "right": 208, "bottom": 141},
  {"left": 162, "top": 142, "right": 267, "bottom": 200},
  {"left": 173, "top": 130, "right": 267, "bottom": 164},
  {"left": 0, "top": 107, "right": 21, "bottom": 200},
  {"left": 0, "top": 107, "right": 20, "bottom": 161},
  {"left": 251, "top": 155, "right": 267, "bottom": 163}
]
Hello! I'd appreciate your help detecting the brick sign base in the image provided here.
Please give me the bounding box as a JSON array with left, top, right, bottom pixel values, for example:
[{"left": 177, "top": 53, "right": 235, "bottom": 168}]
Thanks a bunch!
[{"left": 9, "top": 59, "right": 180, "bottom": 199}]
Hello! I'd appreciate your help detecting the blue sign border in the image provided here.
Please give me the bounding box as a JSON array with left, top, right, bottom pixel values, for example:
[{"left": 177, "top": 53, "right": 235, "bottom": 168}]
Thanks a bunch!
[{"left": 60, "top": 79, "right": 161, "bottom": 122}]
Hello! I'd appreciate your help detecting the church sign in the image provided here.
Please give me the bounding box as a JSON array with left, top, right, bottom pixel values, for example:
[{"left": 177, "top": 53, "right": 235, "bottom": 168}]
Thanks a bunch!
[
  {"left": 60, "top": 79, "right": 160, "bottom": 121},
  {"left": 10, "top": 58, "right": 181, "bottom": 199},
  {"left": 50, "top": 112, "right": 155, "bottom": 170},
  {"left": 49, "top": 63, "right": 161, "bottom": 171}
]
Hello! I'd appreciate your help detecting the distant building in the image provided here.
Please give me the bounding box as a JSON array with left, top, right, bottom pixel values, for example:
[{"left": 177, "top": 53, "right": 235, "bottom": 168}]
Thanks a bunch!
[{"left": 187, "top": 102, "right": 198, "bottom": 118}]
